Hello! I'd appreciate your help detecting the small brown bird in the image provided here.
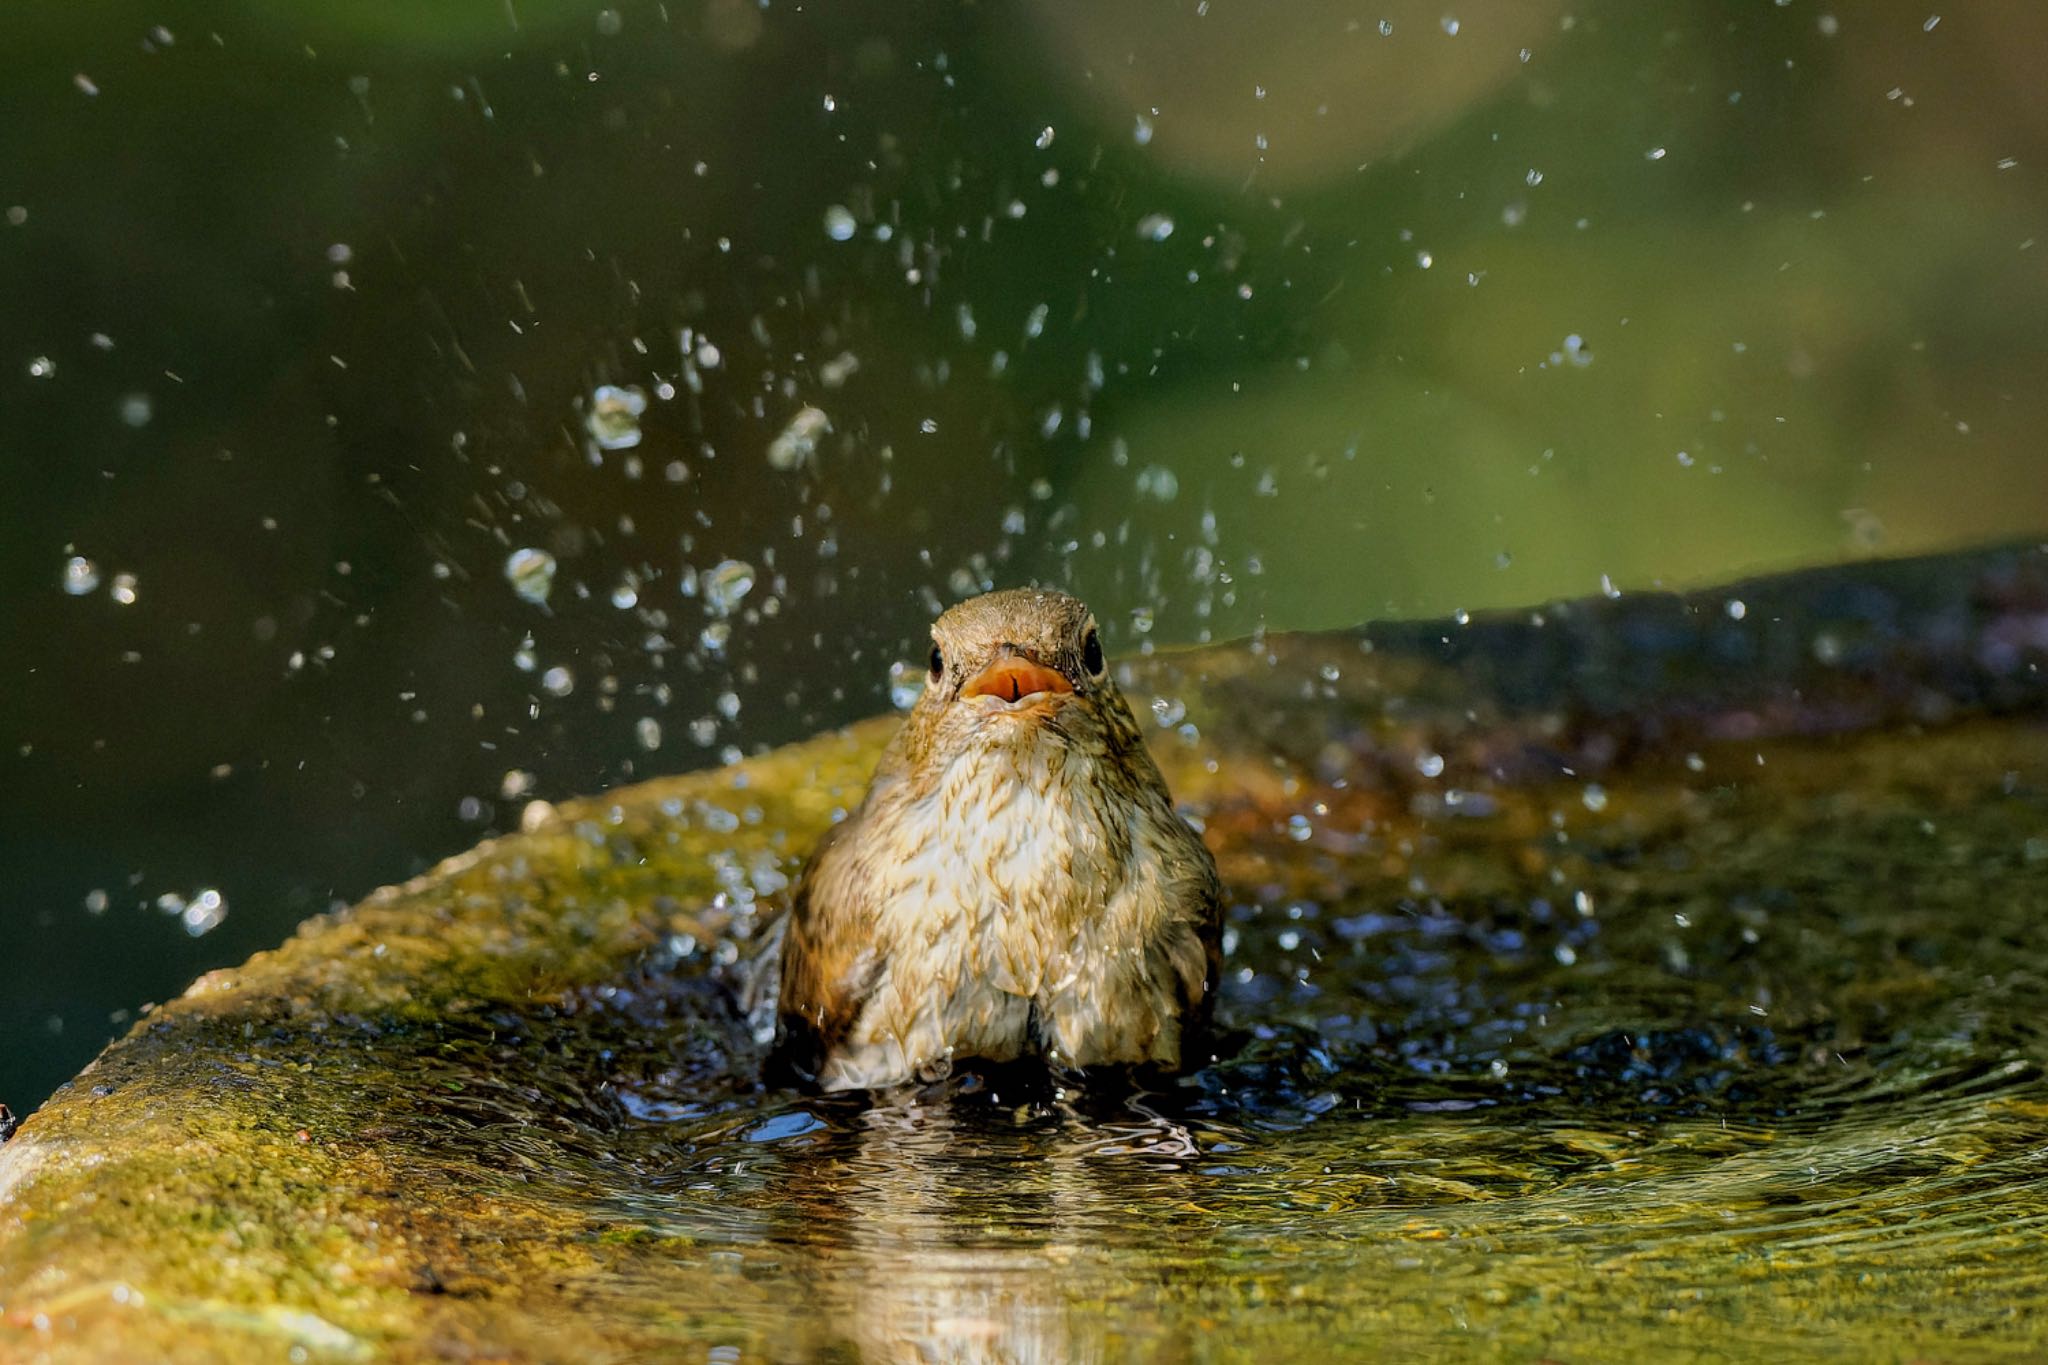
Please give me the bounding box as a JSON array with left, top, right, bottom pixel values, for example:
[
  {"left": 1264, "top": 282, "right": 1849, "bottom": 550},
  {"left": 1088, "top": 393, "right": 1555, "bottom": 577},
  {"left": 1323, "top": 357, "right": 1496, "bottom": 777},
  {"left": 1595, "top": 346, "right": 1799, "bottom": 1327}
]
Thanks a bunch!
[{"left": 772, "top": 588, "right": 1222, "bottom": 1091}]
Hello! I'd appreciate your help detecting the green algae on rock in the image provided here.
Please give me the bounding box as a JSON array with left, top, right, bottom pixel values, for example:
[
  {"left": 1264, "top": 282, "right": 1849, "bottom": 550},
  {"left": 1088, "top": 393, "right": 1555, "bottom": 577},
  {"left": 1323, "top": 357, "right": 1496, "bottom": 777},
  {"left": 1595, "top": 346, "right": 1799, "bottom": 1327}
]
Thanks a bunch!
[{"left": 4, "top": 542, "right": 2048, "bottom": 1361}]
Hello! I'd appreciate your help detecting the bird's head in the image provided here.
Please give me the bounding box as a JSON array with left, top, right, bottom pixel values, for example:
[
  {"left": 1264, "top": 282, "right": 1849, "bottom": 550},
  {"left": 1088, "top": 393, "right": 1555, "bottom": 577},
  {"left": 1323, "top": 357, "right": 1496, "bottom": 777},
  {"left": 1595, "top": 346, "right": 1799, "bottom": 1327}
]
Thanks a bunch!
[{"left": 904, "top": 588, "right": 1125, "bottom": 763}]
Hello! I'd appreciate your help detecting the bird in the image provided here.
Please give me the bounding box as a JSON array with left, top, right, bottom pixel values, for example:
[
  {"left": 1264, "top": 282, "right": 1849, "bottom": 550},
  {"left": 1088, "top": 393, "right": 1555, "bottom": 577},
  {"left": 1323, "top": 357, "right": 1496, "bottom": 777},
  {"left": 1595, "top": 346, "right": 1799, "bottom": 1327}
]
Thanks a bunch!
[{"left": 770, "top": 587, "right": 1222, "bottom": 1092}]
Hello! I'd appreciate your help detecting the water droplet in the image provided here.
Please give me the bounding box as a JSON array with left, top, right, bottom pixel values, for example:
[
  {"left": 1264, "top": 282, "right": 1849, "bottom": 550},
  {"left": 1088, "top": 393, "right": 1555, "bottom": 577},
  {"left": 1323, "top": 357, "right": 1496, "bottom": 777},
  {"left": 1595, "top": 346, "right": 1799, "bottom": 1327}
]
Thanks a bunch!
[
  {"left": 635, "top": 717, "right": 662, "bottom": 750},
  {"left": 118, "top": 392, "right": 153, "bottom": 426},
  {"left": 595, "top": 7, "right": 622, "bottom": 35},
  {"left": 83, "top": 889, "right": 108, "bottom": 915},
  {"left": 822, "top": 204, "right": 857, "bottom": 241},
  {"left": 1440, "top": 15, "right": 1461, "bottom": 35},
  {"left": 767, "top": 405, "right": 830, "bottom": 470},
  {"left": 1129, "top": 606, "right": 1155, "bottom": 634},
  {"left": 181, "top": 888, "right": 226, "bottom": 937},
  {"left": 888, "top": 660, "right": 925, "bottom": 710},
  {"left": 1416, "top": 752, "right": 1446, "bottom": 778},
  {"left": 1378, "top": 18, "right": 1393, "bottom": 35},
  {"left": 1133, "top": 113, "right": 1154, "bottom": 146},
  {"left": 716, "top": 691, "right": 741, "bottom": 720},
  {"left": 1725, "top": 598, "right": 1747, "bottom": 621},
  {"left": 1149, "top": 696, "right": 1187, "bottom": 728},
  {"left": 1136, "top": 213, "right": 1175, "bottom": 242},
  {"left": 1416, "top": 250, "right": 1434, "bottom": 269},
  {"left": 1034, "top": 126, "right": 1055, "bottom": 150},
  {"left": 541, "top": 665, "right": 575, "bottom": 697},
  {"left": 109, "top": 572, "right": 137, "bottom": 605},
  {"left": 610, "top": 578, "right": 639, "bottom": 610},
  {"left": 689, "top": 717, "right": 718, "bottom": 746},
  {"left": 1582, "top": 783, "right": 1609, "bottom": 812},
  {"left": 587, "top": 385, "right": 648, "bottom": 450},
  {"left": 819, "top": 351, "right": 860, "bottom": 389},
  {"left": 702, "top": 559, "right": 756, "bottom": 616},
  {"left": 27, "top": 356, "right": 55, "bottom": 379},
  {"left": 61, "top": 556, "right": 100, "bottom": 595},
  {"left": 1134, "top": 465, "right": 1180, "bottom": 501},
  {"left": 503, "top": 548, "right": 558, "bottom": 606}
]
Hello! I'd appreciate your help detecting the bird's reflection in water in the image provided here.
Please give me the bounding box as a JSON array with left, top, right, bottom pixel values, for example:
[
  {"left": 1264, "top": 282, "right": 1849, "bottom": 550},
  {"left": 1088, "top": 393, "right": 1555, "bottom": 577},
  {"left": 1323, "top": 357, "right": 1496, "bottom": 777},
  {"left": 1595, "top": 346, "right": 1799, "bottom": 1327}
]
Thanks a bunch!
[{"left": 762, "top": 1069, "right": 1215, "bottom": 1364}]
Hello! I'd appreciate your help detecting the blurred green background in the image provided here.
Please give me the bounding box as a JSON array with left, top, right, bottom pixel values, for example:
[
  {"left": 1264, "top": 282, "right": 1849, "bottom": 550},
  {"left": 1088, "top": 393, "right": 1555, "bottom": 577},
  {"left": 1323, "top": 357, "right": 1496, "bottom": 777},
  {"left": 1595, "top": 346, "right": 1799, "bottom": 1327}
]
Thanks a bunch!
[{"left": 3, "top": 0, "right": 2044, "bottom": 1112}]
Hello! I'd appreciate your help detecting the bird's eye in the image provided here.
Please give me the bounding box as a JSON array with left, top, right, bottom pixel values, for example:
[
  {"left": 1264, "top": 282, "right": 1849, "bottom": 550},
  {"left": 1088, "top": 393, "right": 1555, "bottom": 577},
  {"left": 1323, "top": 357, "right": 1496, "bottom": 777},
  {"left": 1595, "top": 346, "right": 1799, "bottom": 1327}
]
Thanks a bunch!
[
  {"left": 928, "top": 643, "right": 945, "bottom": 681},
  {"left": 1081, "top": 628, "right": 1105, "bottom": 676}
]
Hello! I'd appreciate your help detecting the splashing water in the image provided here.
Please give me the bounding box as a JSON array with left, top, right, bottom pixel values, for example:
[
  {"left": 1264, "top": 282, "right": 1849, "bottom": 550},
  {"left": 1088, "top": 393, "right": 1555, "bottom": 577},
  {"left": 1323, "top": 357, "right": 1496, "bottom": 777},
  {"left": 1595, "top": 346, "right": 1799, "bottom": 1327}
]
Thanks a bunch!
[
  {"left": 504, "top": 548, "right": 558, "bottom": 606},
  {"left": 702, "top": 560, "right": 756, "bottom": 617},
  {"left": 1135, "top": 465, "right": 1181, "bottom": 501},
  {"left": 61, "top": 557, "right": 100, "bottom": 595},
  {"left": 587, "top": 385, "right": 649, "bottom": 451},
  {"left": 767, "top": 407, "right": 831, "bottom": 471},
  {"left": 887, "top": 660, "right": 926, "bottom": 710}
]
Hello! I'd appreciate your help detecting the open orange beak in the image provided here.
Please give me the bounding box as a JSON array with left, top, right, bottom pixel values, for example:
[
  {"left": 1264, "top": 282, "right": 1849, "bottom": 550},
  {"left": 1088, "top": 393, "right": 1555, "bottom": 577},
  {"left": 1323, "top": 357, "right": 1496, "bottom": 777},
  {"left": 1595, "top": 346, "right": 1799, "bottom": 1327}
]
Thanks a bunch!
[{"left": 961, "top": 656, "right": 1074, "bottom": 704}]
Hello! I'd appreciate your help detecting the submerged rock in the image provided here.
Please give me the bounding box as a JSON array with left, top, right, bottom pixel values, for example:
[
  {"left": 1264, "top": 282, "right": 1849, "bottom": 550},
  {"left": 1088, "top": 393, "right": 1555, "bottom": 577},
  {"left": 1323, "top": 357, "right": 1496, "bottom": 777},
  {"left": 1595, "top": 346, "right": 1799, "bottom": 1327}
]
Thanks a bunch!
[{"left": 4, "top": 543, "right": 2048, "bottom": 1361}]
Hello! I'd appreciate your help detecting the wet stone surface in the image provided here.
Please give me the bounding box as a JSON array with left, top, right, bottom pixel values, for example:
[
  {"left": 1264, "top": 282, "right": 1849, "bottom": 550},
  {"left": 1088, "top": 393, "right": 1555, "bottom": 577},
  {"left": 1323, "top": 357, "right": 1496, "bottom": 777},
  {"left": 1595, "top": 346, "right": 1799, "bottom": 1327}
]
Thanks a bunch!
[{"left": 3, "top": 543, "right": 2048, "bottom": 1361}]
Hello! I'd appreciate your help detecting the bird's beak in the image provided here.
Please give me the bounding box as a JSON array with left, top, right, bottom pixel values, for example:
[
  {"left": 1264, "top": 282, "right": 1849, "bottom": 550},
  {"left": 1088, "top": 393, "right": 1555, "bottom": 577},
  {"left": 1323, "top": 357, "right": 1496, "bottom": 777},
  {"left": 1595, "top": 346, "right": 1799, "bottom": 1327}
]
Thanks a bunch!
[{"left": 961, "top": 654, "right": 1074, "bottom": 704}]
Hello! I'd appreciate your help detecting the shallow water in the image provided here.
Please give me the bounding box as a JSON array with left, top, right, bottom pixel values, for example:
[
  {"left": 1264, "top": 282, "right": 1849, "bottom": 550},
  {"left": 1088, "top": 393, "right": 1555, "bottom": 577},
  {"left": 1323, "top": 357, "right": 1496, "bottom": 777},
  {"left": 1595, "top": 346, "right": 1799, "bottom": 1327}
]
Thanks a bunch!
[{"left": 375, "top": 722, "right": 2048, "bottom": 1360}]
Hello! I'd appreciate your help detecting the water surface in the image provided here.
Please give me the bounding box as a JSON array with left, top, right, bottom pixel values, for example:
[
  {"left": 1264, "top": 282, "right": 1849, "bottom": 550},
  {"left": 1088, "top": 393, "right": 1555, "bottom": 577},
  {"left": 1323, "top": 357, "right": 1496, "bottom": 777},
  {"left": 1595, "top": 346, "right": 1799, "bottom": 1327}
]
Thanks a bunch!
[{"left": 549, "top": 722, "right": 2048, "bottom": 1359}]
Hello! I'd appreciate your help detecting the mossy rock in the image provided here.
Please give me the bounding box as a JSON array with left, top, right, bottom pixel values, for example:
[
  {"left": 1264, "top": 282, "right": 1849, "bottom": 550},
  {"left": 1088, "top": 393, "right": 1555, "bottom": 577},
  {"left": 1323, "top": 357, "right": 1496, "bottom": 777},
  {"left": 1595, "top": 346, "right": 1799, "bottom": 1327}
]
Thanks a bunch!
[{"left": 5, "top": 543, "right": 2048, "bottom": 1361}]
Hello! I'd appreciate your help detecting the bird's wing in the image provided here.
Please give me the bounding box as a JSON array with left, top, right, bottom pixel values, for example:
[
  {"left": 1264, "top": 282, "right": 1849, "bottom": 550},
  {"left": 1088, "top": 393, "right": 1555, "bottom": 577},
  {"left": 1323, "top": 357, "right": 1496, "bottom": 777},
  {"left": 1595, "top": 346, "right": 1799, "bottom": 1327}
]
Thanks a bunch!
[
  {"left": 1192, "top": 854, "right": 1225, "bottom": 1015},
  {"left": 772, "top": 816, "right": 879, "bottom": 1084},
  {"left": 1162, "top": 816, "right": 1226, "bottom": 1042}
]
